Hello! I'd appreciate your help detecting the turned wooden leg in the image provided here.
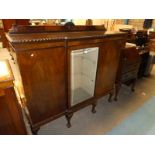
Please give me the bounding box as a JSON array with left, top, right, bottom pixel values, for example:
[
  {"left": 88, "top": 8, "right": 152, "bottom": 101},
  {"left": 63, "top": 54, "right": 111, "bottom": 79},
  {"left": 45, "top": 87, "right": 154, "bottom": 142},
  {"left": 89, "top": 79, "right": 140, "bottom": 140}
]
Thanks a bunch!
[
  {"left": 131, "top": 79, "right": 136, "bottom": 92},
  {"left": 92, "top": 102, "right": 97, "bottom": 113},
  {"left": 114, "top": 83, "right": 121, "bottom": 101},
  {"left": 31, "top": 127, "right": 40, "bottom": 135},
  {"left": 23, "top": 107, "right": 39, "bottom": 135},
  {"left": 65, "top": 113, "right": 73, "bottom": 128},
  {"left": 108, "top": 91, "right": 114, "bottom": 102}
]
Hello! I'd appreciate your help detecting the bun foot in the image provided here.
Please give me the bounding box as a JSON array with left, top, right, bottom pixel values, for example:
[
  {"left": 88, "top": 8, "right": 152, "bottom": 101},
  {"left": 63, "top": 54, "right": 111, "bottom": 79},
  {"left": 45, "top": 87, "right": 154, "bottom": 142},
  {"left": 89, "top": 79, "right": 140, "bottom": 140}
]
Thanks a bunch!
[
  {"left": 92, "top": 109, "right": 96, "bottom": 113},
  {"left": 65, "top": 113, "right": 73, "bottom": 128},
  {"left": 31, "top": 127, "right": 40, "bottom": 135},
  {"left": 91, "top": 102, "right": 97, "bottom": 114},
  {"left": 66, "top": 123, "right": 71, "bottom": 128},
  {"left": 108, "top": 92, "right": 113, "bottom": 102}
]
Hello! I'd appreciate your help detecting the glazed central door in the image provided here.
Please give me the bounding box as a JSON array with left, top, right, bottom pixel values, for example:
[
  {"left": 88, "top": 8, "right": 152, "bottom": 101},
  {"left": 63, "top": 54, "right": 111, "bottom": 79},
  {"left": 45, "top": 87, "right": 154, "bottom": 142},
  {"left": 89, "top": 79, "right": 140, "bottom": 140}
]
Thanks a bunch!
[{"left": 70, "top": 47, "right": 99, "bottom": 106}]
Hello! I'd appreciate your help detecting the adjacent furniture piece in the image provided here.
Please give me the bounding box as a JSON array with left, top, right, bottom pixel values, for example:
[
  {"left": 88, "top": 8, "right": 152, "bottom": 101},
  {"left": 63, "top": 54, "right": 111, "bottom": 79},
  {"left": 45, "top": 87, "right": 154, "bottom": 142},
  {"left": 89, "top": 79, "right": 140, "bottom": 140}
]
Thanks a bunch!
[
  {"left": 0, "top": 60, "right": 27, "bottom": 134},
  {"left": 6, "top": 25, "right": 127, "bottom": 134},
  {"left": 143, "top": 38, "right": 155, "bottom": 75},
  {"left": 149, "top": 31, "right": 155, "bottom": 40},
  {"left": 0, "top": 19, "right": 29, "bottom": 49},
  {"left": 119, "top": 29, "right": 150, "bottom": 79},
  {"left": 149, "top": 38, "right": 155, "bottom": 51},
  {"left": 115, "top": 43, "right": 140, "bottom": 101},
  {"left": 119, "top": 28, "right": 135, "bottom": 43},
  {"left": 135, "top": 30, "right": 149, "bottom": 47},
  {"left": 0, "top": 19, "right": 29, "bottom": 50},
  {"left": 138, "top": 47, "right": 150, "bottom": 78},
  {"left": 2, "top": 19, "right": 30, "bottom": 32},
  {"left": 135, "top": 30, "right": 149, "bottom": 78},
  {"left": 0, "top": 28, "right": 9, "bottom": 48}
]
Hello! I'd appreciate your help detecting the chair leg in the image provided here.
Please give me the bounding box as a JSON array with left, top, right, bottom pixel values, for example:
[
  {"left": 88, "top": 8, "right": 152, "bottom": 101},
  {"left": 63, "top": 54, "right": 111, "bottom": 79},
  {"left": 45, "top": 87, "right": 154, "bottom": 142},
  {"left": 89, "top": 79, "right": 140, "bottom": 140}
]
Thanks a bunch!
[
  {"left": 108, "top": 91, "right": 114, "bottom": 102},
  {"left": 92, "top": 101, "right": 97, "bottom": 113},
  {"left": 131, "top": 79, "right": 136, "bottom": 92},
  {"left": 114, "top": 83, "right": 121, "bottom": 101}
]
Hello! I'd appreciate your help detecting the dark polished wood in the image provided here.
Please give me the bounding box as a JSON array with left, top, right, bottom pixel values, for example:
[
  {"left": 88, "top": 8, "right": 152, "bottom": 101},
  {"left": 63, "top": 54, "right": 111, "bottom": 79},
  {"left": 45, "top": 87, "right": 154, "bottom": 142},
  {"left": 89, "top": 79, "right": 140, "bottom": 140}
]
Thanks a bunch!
[
  {"left": 17, "top": 46, "right": 67, "bottom": 127},
  {"left": 149, "top": 31, "right": 155, "bottom": 40},
  {"left": 0, "top": 60, "right": 27, "bottom": 135},
  {"left": 8, "top": 24, "right": 106, "bottom": 34},
  {"left": 138, "top": 48, "right": 150, "bottom": 78},
  {"left": 6, "top": 25, "right": 127, "bottom": 134},
  {"left": 95, "top": 40, "right": 125, "bottom": 98}
]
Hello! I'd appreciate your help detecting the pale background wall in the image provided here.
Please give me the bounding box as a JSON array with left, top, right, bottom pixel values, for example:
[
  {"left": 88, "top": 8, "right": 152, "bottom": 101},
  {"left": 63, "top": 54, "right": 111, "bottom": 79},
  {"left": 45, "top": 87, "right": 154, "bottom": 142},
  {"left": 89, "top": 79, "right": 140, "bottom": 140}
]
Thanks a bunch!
[
  {"left": 73, "top": 19, "right": 113, "bottom": 25},
  {"left": 73, "top": 19, "right": 155, "bottom": 30},
  {"left": 73, "top": 19, "right": 111, "bottom": 25},
  {"left": 115, "top": 19, "right": 155, "bottom": 30}
]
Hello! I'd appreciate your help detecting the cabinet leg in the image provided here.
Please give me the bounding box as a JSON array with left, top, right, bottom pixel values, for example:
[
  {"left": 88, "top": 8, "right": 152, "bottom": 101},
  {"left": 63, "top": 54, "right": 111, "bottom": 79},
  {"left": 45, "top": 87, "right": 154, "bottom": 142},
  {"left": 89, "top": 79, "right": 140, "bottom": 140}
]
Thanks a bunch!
[
  {"left": 114, "top": 83, "right": 121, "bottom": 101},
  {"left": 31, "top": 127, "right": 40, "bottom": 135},
  {"left": 92, "top": 102, "right": 97, "bottom": 113},
  {"left": 108, "top": 91, "right": 113, "bottom": 102},
  {"left": 65, "top": 113, "right": 73, "bottom": 128},
  {"left": 131, "top": 79, "right": 136, "bottom": 92},
  {"left": 23, "top": 107, "right": 40, "bottom": 135}
]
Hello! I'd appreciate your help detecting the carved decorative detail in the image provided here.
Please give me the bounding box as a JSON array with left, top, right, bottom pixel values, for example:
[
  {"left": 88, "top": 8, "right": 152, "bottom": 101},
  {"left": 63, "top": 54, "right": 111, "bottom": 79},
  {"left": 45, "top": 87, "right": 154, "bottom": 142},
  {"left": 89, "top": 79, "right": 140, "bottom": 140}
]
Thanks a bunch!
[
  {"left": 7, "top": 25, "right": 109, "bottom": 43},
  {"left": 10, "top": 35, "right": 109, "bottom": 43}
]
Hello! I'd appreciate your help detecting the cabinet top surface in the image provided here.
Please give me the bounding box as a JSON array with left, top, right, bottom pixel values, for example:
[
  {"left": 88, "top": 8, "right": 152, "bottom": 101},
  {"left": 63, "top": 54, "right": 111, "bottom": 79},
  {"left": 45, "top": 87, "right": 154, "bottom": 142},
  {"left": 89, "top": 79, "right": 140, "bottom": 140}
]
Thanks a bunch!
[{"left": 7, "top": 31, "right": 126, "bottom": 44}]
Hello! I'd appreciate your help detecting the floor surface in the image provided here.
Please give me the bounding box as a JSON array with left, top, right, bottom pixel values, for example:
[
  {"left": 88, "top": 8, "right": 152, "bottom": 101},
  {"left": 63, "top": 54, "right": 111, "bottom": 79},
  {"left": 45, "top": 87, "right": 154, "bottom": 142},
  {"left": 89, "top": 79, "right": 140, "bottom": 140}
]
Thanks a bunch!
[{"left": 107, "top": 96, "right": 155, "bottom": 135}]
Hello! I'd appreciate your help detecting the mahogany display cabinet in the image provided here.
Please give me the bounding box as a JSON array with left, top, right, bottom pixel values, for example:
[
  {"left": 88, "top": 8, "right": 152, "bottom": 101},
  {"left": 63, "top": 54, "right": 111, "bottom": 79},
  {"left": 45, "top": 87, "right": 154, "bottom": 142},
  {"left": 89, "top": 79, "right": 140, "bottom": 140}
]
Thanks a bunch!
[{"left": 6, "top": 25, "right": 127, "bottom": 134}]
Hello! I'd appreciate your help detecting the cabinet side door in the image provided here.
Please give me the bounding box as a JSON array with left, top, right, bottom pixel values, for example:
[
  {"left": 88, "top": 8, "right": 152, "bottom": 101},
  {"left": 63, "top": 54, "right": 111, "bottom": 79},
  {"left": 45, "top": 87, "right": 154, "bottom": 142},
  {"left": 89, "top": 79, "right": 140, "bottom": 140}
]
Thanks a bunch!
[
  {"left": 95, "top": 40, "right": 123, "bottom": 97},
  {"left": 17, "top": 47, "right": 67, "bottom": 125}
]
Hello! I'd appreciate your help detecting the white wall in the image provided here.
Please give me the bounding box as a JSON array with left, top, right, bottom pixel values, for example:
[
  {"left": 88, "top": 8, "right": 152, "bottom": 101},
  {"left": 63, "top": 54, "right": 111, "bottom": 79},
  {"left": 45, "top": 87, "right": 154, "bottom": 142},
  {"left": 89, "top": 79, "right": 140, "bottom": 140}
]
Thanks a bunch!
[
  {"left": 73, "top": 19, "right": 106, "bottom": 25},
  {"left": 73, "top": 19, "right": 87, "bottom": 25}
]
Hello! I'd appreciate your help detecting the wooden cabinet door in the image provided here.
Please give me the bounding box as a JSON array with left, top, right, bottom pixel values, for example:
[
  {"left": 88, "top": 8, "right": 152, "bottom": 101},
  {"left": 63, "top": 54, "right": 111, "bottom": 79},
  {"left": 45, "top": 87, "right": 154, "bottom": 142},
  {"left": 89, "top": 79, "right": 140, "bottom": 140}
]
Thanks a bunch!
[
  {"left": 17, "top": 47, "right": 67, "bottom": 125},
  {"left": 95, "top": 41, "right": 122, "bottom": 97}
]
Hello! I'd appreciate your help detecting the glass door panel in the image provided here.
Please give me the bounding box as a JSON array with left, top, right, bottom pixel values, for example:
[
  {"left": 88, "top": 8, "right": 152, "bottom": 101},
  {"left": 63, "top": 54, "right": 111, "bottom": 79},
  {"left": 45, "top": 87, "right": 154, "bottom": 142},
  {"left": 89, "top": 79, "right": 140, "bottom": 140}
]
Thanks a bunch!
[{"left": 71, "top": 47, "right": 99, "bottom": 106}]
